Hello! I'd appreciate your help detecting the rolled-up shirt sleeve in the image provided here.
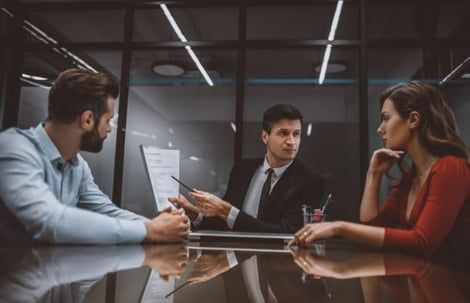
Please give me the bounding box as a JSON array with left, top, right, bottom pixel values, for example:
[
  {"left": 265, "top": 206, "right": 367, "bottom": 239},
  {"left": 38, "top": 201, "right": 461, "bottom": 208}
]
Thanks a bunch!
[{"left": 0, "top": 141, "right": 147, "bottom": 245}]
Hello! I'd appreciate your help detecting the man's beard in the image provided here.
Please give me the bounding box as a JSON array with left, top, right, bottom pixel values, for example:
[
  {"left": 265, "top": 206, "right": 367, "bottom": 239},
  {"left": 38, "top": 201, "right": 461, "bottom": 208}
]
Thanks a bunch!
[{"left": 80, "top": 125, "right": 106, "bottom": 153}]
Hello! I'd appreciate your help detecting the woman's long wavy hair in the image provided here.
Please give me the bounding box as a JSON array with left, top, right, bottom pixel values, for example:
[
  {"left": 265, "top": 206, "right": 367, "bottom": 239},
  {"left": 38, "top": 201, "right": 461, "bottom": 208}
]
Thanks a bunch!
[{"left": 379, "top": 81, "right": 470, "bottom": 181}]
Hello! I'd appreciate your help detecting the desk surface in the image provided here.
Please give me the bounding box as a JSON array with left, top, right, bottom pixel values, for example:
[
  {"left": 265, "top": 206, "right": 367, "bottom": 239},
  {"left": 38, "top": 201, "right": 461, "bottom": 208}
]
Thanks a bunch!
[{"left": 1, "top": 239, "right": 469, "bottom": 303}]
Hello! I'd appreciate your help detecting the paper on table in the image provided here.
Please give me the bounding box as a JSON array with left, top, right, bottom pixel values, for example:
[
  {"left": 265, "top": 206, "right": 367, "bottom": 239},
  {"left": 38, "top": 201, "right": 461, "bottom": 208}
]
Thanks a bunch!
[{"left": 141, "top": 145, "right": 180, "bottom": 211}]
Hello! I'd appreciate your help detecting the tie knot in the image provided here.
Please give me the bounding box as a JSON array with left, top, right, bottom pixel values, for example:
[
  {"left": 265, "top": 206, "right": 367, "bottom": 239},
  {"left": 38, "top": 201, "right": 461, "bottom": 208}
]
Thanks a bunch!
[{"left": 266, "top": 168, "right": 274, "bottom": 177}]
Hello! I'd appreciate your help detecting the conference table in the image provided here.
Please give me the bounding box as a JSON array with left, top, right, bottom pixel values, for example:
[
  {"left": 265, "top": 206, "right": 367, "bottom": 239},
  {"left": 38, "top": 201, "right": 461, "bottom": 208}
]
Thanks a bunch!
[{"left": 1, "top": 231, "right": 469, "bottom": 303}]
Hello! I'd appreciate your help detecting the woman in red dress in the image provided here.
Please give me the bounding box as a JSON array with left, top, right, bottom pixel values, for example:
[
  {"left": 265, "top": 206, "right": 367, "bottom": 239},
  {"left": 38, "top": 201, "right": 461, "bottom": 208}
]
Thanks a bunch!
[{"left": 293, "top": 81, "right": 470, "bottom": 257}]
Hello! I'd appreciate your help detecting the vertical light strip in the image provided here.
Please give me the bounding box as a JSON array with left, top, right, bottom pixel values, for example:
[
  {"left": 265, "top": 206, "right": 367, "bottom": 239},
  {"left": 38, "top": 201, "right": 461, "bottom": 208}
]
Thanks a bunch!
[
  {"left": 318, "top": 45, "right": 332, "bottom": 85},
  {"left": 318, "top": 0, "right": 344, "bottom": 85},
  {"left": 160, "top": 4, "right": 188, "bottom": 42},
  {"left": 306, "top": 123, "right": 312, "bottom": 136},
  {"left": 328, "top": 0, "right": 344, "bottom": 41},
  {"left": 185, "top": 46, "right": 214, "bottom": 86},
  {"left": 160, "top": 4, "right": 214, "bottom": 86}
]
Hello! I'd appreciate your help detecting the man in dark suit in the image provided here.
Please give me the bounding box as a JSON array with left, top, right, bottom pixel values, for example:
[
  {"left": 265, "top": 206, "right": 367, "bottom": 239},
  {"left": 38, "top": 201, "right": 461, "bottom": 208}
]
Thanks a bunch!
[{"left": 170, "top": 104, "right": 324, "bottom": 233}]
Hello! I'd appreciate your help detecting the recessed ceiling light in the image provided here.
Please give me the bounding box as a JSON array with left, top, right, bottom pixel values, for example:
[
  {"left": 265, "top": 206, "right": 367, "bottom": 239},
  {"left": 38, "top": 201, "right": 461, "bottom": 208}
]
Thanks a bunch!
[
  {"left": 152, "top": 63, "right": 185, "bottom": 77},
  {"left": 314, "top": 62, "right": 348, "bottom": 74}
]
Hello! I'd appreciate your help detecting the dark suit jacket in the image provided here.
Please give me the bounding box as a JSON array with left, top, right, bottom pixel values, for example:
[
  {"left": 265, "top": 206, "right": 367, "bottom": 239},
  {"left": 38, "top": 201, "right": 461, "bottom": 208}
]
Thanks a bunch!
[{"left": 199, "top": 158, "right": 324, "bottom": 233}]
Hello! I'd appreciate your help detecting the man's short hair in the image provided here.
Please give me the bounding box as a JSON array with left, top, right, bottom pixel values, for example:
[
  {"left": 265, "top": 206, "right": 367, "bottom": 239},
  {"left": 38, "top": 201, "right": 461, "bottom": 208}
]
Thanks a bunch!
[
  {"left": 47, "top": 68, "right": 119, "bottom": 123},
  {"left": 262, "top": 104, "right": 303, "bottom": 133}
]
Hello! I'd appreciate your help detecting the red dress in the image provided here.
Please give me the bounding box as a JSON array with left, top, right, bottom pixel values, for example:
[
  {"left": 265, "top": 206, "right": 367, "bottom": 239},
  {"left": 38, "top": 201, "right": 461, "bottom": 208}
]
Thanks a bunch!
[{"left": 366, "top": 156, "right": 470, "bottom": 257}]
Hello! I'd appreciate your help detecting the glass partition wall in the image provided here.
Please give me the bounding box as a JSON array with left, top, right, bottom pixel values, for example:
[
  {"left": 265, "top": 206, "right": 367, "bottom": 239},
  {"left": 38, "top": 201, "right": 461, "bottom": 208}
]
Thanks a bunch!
[{"left": 1, "top": 0, "right": 469, "bottom": 220}]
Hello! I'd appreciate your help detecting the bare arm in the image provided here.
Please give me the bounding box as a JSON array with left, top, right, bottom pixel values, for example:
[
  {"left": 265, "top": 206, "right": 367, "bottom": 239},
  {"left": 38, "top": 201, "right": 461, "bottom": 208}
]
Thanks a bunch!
[
  {"left": 360, "top": 149, "right": 403, "bottom": 222},
  {"left": 338, "top": 221, "right": 385, "bottom": 248},
  {"left": 359, "top": 171, "right": 382, "bottom": 222},
  {"left": 293, "top": 220, "right": 385, "bottom": 248}
]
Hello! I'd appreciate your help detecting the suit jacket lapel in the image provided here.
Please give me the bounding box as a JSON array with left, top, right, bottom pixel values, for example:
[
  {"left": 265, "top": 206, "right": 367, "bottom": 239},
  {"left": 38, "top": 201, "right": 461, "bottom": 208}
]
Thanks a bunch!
[{"left": 233, "top": 159, "right": 263, "bottom": 209}]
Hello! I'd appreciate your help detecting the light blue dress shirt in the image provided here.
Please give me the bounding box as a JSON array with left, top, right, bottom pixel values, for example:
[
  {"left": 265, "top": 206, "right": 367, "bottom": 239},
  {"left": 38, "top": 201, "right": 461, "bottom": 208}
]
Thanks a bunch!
[{"left": 0, "top": 123, "right": 149, "bottom": 244}]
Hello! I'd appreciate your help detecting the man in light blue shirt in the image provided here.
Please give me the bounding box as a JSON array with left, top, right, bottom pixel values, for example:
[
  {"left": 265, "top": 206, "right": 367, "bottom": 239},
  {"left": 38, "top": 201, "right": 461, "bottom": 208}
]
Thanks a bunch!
[{"left": 0, "top": 68, "right": 189, "bottom": 244}]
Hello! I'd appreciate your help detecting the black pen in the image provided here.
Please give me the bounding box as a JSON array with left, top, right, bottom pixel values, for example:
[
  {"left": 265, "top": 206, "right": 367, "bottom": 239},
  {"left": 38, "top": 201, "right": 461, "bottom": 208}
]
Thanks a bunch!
[
  {"left": 320, "top": 193, "right": 333, "bottom": 214},
  {"left": 165, "top": 281, "right": 190, "bottom": 298},
  {"left": 171, "top": 175, "right": 196, "bottom": 193}
]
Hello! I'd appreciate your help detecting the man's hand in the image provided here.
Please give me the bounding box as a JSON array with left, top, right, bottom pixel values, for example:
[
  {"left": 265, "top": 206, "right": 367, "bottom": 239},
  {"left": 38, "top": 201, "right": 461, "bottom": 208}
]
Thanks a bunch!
[
  {"left": 144, "top": 209, "right": 190, "bottom": 243},
  {"left": 186, "top": 252, "right": 231, "bottom": 284},
  {"left": 168, "top": 195, "right": 199, "bottom": 221},
  {"left": 143, "top": 244, "right": 189, "bottom": 281},
  {"left": 189, "top": 189, "right": 232, "bottom": 221}
]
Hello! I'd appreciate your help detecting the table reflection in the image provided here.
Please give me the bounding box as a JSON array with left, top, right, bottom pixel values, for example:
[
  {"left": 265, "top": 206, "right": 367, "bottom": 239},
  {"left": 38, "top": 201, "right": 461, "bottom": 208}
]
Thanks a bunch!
[{"left": 0, "top": 241, "right": 468, "bottom": 303}]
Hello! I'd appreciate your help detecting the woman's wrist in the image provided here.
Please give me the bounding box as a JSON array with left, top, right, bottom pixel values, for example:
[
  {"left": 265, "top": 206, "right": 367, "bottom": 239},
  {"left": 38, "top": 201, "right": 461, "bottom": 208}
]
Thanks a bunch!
[{"left": 334, "top": 221, "right": 348, "bottom": 237}]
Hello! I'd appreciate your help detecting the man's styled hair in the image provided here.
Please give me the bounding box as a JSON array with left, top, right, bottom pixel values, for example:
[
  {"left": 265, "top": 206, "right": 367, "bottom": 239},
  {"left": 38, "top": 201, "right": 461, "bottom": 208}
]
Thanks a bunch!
[
  {"left": 262, "top": 104, "right": 303, "bottom": 133},
  {"left": 47, "top": 68, "right": 119, "bottom": 123}
]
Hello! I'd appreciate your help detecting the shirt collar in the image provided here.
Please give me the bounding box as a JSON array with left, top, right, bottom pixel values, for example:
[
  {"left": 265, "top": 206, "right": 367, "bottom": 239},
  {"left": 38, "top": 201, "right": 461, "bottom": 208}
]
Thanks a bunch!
[
  {"left": 262, "top": 156, "right": 293, "bottom": 179},
  {"left": 34, "top": 123, "right": 79, "bottom": 166}
]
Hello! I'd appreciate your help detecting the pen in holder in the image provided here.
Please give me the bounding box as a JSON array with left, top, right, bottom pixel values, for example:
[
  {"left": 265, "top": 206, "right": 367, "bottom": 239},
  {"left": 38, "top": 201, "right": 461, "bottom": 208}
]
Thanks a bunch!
[{"left": 302, "top": 205, "right": 327, "bottom": 225}]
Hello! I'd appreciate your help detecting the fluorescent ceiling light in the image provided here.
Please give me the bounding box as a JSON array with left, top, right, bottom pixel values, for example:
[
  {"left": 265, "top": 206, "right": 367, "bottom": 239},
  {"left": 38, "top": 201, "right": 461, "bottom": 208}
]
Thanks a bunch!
[
  {"left": 1, "top": 8, "right": 14, "bottom": 18},
  {"left": 5, "top": 9, "right": 98, "bottom": 73},
  {"left": 328, "top": 0, "right": 344, "bottom": 41},
  {"left": 21, "top": 73, "right": 49, "bottom": 81},
  {"left": 160, "top": 4, "right": 187, "bottom": 42},
  {"left": 318, "top": 45, "right": 332, "bottom": 85},
  {"left": 230, "top": 122, "right": 237, "bottom": 133},
  {"left": 20, "top": 78, "right": 50, "bottom": 89},
  {"left": 440, "top": 57, "right": 470, "bottom": 85},
  {"left": 160, "top": 4, "right": 214, "bottom": 86},
  {"left": 318, "top": 0, "right": 344, "bottom": 85},
  {"left": 306, "top": 123, "right": 312, "bottom": 136}
]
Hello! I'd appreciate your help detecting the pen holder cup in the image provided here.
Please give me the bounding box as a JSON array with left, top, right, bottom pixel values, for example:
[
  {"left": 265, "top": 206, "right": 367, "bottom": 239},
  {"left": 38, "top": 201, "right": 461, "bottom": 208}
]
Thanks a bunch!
[{"left": 303, "top": 209, "right": 327, "bottom": 226}]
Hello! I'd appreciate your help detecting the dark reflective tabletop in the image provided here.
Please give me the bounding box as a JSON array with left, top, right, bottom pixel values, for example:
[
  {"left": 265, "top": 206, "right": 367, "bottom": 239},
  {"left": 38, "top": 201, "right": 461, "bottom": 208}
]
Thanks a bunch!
[{"left": 1, "top": 240, "right": 469, "bottom": 303}]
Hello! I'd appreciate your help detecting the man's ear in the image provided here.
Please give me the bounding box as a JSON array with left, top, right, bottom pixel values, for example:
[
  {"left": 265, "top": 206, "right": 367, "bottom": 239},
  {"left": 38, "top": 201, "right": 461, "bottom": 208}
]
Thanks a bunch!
[
  {"left": 78, "top": 110, "right": 95, "bottom": 132},
  {"left": 261, "top": 130, "right": 269, "bottom": 144},
  {"left": 408, "top": 111, "right": 420, "bottom": 130}
]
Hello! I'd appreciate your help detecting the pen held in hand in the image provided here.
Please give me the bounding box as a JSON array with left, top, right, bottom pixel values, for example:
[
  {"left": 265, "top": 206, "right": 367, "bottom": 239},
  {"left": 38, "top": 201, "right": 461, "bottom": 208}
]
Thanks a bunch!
[{"left": 171, "top": 175, "right": 196, "bottom": 193}]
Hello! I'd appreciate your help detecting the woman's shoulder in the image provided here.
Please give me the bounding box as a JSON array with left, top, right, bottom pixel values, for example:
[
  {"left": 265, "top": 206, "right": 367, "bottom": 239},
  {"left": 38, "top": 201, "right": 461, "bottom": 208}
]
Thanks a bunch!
[
  {"left": 432, "top": 156, "right": 470, "bottom": 188},
  {"left": 434, "top": 155, "right": 469, "bottom": 171}
]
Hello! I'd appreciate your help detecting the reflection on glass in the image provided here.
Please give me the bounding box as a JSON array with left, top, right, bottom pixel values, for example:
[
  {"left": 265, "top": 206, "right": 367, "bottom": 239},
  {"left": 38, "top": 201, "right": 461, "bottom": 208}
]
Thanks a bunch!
[
  {"left": 292, "top": 249, "right": 470, "bottom": 303},
  {"left": 122, "top": 49, "right": 236, "bottom": 217},
  {"left": 243, "top": 48, "right": 360, "bottom": 221},
  {"left": 0, "top": 246, "right": 146, "bottom": 303}
]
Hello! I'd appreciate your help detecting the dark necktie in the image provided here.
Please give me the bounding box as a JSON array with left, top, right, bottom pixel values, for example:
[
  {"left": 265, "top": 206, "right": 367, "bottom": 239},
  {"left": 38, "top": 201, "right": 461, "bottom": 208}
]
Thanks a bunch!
[{"left": 257, "top": 168, "right": 274, "bottom": 216}]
